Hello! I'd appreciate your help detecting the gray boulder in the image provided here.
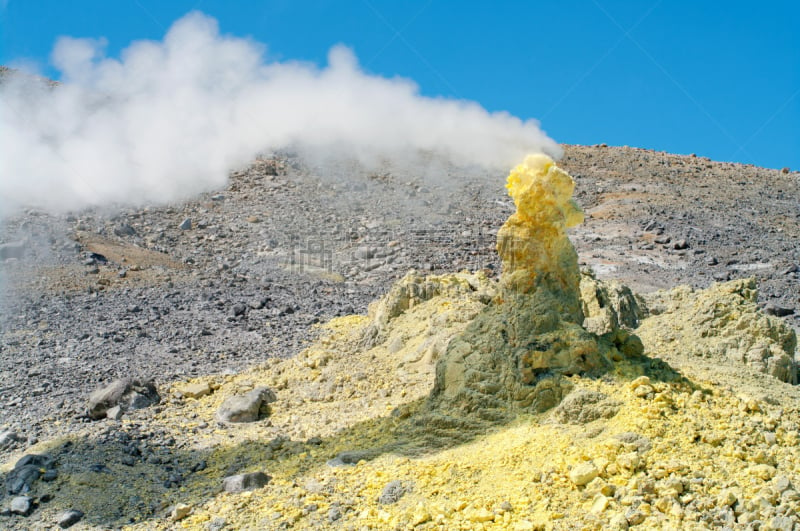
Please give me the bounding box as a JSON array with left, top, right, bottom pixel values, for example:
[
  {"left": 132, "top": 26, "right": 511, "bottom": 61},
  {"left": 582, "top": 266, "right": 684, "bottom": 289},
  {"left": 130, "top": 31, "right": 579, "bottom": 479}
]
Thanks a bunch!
[
  {"left": 222, "top": 471, "right": 271, "bottom": 492},
  {"left": 86, "top": 378, "right": 160, "bottom": 420},
  {"left": 6, "top": 454, "right": 55, "bottom": 495},
  {"left": 215, "top": 387, "right": 276, "bottom": 423}
]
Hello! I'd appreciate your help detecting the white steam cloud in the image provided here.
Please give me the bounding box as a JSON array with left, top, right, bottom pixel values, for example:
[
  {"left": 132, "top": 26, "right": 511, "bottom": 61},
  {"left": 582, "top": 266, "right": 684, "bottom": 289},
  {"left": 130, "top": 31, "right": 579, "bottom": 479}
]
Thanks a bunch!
[{"left": 0, "top": 12, "right": 560, "bottom": 214}]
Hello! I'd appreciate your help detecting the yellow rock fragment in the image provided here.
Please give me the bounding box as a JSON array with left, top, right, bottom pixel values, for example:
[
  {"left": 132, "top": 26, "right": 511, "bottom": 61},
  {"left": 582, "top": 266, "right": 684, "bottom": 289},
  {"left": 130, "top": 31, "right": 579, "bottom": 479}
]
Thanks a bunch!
[
  {"left": 180, "top": 381, "right": 212, "bottom": 399},
  {"left": 569, "top": 462, "right": 599, "bottom": 486},
  {"left": 590, "top": 494, "right": 609, "bottom": 514},
  {"left": 410, "top": 505, "right": 432, "bottom": 526},
  {"left": 749, "top": 464, "right": 776, "bottom": 480},
  {"left": 467, "top": 507, "right": 495, "bottom": 523}
]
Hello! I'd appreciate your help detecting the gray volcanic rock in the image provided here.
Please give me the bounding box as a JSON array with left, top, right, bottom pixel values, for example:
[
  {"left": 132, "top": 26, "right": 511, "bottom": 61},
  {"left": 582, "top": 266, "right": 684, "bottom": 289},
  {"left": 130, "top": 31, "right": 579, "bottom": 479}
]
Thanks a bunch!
[
  {"left": 86, "top": 378, "right": 160, "bottom": 420},
  {"left": 9, "top": 496, "right": 32, "bottom": 516},
  {"left": 5, "top": 454, "right": 55, "bottom": 495},
  {"left": 222, "top": 471, "right": 271, "bottom": 492},
  {"left": 215, "top": 386, "right": 276, "bottom": 423},
  {"left": 56, "top": 509, "right": 84, "bottom": 528}
]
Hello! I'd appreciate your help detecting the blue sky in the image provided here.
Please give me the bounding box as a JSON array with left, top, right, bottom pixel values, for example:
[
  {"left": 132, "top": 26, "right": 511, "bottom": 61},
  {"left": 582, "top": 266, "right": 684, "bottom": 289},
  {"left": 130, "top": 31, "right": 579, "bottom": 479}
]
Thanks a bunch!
[{"left": 2, "top": 0, "right": 798, "bottom": 170}]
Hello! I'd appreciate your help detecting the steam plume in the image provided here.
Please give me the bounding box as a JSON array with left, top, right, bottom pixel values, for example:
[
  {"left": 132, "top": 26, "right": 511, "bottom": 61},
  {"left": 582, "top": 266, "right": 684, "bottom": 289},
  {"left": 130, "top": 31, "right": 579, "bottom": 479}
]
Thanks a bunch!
[{"left": 0, "top": 12, "right": 560, "bottom": 214}]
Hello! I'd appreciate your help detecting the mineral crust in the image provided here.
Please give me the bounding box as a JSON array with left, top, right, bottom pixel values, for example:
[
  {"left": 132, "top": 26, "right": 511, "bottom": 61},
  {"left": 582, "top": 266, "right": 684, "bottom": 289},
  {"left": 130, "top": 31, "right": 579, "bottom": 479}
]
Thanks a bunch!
[{"left": 429, "top": 155, "right": 642, "bottom": 416}]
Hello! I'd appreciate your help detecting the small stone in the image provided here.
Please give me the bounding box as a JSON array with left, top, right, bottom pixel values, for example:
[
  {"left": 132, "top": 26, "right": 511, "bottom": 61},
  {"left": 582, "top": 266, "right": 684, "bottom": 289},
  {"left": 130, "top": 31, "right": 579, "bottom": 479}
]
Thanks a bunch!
[
  {"left": 654, "top": 235, "right": 671, "bottom": 244},
  {"left": 231, "top": 303, "right": 247, "bottom": 317},
  {"left": 411, "top": 505, "right": 432, "bottom": 525},
  {"left": 634, "top": 384, "right": 654, "bottom": 398},
  {"left": 57, "top": 509, "right": 84, "bottom": 528},
  {"left": 355, "top": 246, "right": 375, "bottom": 260},
  {"left": 764, "top": 303, "right": 794, "bottom": 317},
  {"left": 590, "top": 494, "right": 609, "bottom": 514},
  {"left": 616, "top": 452, "right": 642, "bottom": 472},
  {"left": 171, "top": 503, "right": 192, "bottom": 521},
  {"left": 626, "top": 510, "right": 646, "bottom": 525},
  {"left": 179, "top": 218, "right": 192, "bottom": 230},
  {"left": 750, "top": 464, "right": 776, "bottom": 480},
  {"left": 207, "top": 516, "right": 227, "bottom": 531},
  {"left": 609, "top": 513, "right": 629, "bottom": 529},
  {"left": 672, "top": 239, "right": 689, "bottom": 250},
  {"left": 569, "top": 463, "right": 599, "bottom": 486},
  {"left": 467, "top": 507, "right": 495, "bottom": 523},
  {"left": 181, "top": 382, "right": 213, "bottom": 399},
  {"left": 106, "top": 405, "right": 123, "bottom": 420},
  {"left": 114, "top": 224, "right": 137, "bottom": 237},
  {"left": 0, "top": 430, "right": 19, "bottom": 449},
  {"left": 222, "top": 471, "right": 271, "bottom": 492},
  {"left": 781, "top": 264, "right": 799, "bottom": 275},
  {"left": 327, "top": 505, "right": 342, "bottom": 522},
  {"left": 10, "top": 495, "right": 33, "bottom": 515},
  {"left": 774, "top": 475, "right": 792, "bottom": 493},
  {"left": 378, "top": 480, "right": 405, "bottom": 505},
  {"left": 769, "top": 515, "right": 795, "bottom": 531},
  {"left": 717, "top": 489, "right": 738, "bottom": 507}
]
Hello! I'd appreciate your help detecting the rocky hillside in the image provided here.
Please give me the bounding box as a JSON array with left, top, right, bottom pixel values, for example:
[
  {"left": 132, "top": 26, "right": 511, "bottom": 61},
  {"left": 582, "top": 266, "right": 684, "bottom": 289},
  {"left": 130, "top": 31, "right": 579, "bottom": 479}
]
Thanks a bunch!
[{"left": 0, "top": 147, "right": 798, "bottom": 529}]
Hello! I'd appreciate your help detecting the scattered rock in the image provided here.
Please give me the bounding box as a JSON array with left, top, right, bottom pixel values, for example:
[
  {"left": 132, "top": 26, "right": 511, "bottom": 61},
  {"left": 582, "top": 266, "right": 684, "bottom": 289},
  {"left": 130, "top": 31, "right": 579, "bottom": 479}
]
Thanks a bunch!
[
  {"left": 215, "top": 387, "right": 276, "bottom": 423},
  {"left": 57, "top": 509, "right": 84, "bottom": 528},
  {"left": 378, "top": 480, "right": 406, "bottom": 504},
  {"left": 114, "top": 224, "right": 137, "bottom": 237},
  {"left": 179, "top": 217, "right": 192, "bottom": 230},
  {"left": 764, "top": 303, "right": 794, "bottom": 317},
  {"left": 171, "top": 503, "right": 192, "bottom": 521},
  {"left": 0, "top": 430, "right": 20, "bottom": 449},
  {"left": 327, "top": 505, "right": 342, "bottom": 522},
  {"left": 86, "top": 378, "right": 161, "bottom": 420},
  {"left": 10, "top": 495, "right": 33, "bottom": 516},
  {"left": 569, "top": 462, "right": 599, "bottom": 486},
  {"left": 5, "top": 454, "right": 55, "bottom": 495},
  {"left": 355, "top": 246, "right": 375, "bottom": 260},
  {"left": 222, "top": 471, "right": 271, "bottom": 492},
  {"left": 553, "top": 389, "right": 621, "bottom": 424},
  {"left": 181, "top": 381, "right": 213, "bottom": 399}
]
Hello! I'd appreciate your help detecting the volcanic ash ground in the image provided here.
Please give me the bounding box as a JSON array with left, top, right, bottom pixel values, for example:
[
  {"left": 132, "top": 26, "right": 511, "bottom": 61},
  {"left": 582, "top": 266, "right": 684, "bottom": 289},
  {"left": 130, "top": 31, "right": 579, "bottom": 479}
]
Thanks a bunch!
[{"left": 1, "top": 155, "right": 799, "bottom": 530}]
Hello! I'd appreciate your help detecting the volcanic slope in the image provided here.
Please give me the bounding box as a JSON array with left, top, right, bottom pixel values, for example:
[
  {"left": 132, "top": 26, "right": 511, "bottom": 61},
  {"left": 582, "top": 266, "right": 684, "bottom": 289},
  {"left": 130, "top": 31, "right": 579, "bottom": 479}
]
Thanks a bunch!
[{"left": 0, "top": 147, "right": 798, "bottom": 530}]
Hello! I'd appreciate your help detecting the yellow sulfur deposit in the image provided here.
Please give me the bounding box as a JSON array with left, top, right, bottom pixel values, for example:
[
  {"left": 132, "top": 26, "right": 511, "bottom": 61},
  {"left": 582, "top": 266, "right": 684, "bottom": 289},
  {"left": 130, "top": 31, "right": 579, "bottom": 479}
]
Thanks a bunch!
[
  {"left": 498, "top": 153, "right": 584, "bottom": 297},
  {"left": 429, "top": 155, "right": 640, "bottom": 416}
]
